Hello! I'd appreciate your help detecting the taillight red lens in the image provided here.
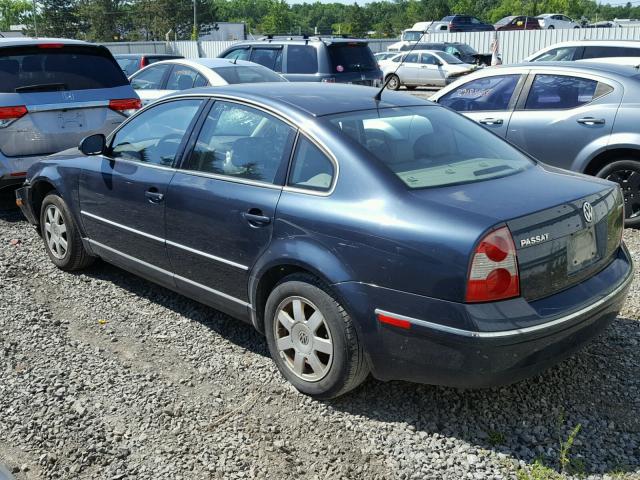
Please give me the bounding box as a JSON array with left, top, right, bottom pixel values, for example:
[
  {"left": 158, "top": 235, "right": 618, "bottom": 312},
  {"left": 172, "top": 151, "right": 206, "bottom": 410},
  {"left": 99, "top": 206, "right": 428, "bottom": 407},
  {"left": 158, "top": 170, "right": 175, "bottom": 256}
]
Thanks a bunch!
[
  {"left": 38, "top": 43, "right": 64, "bottom": 49},
  {"left": 466, "top": 226, "right": 519, "bottom": 303},
  {"left": 140, "top": 57, "right": 148, "bottom": 68},
  {"left": 109, "top": 98, "right": 142, "bottom": 111},
  {"left": 0, "top": 105, "right": 27, "bottom": 120}
]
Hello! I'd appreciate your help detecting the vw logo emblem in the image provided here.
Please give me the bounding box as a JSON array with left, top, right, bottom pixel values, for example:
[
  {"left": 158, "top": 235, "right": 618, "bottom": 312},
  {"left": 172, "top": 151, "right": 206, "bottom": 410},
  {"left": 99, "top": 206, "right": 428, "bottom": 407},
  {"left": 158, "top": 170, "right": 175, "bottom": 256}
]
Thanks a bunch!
[
  {"left": 583, "top": 202, "right": 594, "bottom": 223},
  {"left": 298, "top": 331, "right": 309, "bottom": 346}
]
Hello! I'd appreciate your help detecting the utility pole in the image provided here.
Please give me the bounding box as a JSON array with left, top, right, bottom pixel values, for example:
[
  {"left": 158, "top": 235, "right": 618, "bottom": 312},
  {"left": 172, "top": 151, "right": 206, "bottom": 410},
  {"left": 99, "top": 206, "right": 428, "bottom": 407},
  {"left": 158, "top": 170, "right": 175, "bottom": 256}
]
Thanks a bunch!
[
  {"left": 192, "top": 0, "right": 197, "bottom": 40},
  {"left": 32, "top": 0, "right": 38, "bottom": 37}
]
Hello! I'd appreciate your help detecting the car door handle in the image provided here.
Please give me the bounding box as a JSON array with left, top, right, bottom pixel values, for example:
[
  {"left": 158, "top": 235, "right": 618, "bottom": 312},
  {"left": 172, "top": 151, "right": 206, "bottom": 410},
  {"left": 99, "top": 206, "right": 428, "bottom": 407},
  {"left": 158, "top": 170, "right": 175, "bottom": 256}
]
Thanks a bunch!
[
  {"left": 144, "top": 188, "right": 164, "bottom": 203},
  {"left": 479, "top": 118, "right": 504, "bottom": 125},
  {"left": 577, "top": 117, "right": 605, "bottom": 125},
  {"left": 243, "top": 209, "right": 271, "bottom": 226}
]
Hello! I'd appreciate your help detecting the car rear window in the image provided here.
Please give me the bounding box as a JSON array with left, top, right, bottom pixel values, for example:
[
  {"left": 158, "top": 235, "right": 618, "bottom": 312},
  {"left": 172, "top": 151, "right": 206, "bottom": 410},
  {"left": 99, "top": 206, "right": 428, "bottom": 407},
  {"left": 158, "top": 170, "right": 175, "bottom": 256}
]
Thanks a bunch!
[
  {"left": 116, "top": 57, "right": 140, "bottom": 76},
  {"left": 327, "top": 44, "right": 377, "bottom": 73},
  {"left": 0, "top": 45, "right": 128, "bottom": 93},
  {"left": 212, "top": 65, "right": 285, "bottom": 84},
  {"left": 327, "top": 106, "right": 532, "bottom": 189}
]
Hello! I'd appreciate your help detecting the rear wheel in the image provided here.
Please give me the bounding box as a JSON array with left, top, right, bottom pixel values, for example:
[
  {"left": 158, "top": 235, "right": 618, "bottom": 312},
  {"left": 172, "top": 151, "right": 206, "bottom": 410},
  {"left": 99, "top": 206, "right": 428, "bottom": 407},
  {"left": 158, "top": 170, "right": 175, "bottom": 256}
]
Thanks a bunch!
[
  {"left": 405, "top": 85, "right": 417, "bottom": 90},
  {"left": 386, "top": 74, "right": 400, "bottom": 91},
  {"left": 40, "top": 192, "right": 95, "bottom": 270},
  {"left": 596, "top": 160, "right": 640, "bottom": 227},
  {"left": 264, "top": 274, "right": 369, "bottom": 399}
]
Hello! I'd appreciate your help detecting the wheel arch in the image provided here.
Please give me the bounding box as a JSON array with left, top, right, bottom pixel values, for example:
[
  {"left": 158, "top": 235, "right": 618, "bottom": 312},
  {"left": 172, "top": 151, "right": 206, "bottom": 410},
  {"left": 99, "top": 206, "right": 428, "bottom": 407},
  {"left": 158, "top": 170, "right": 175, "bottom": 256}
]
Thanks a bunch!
[
  {"left": 29, "top": 178, "right": 58, "bottom": 226},
  {"left": 583, "top": 148, "right": 640, "bottom": 176}
]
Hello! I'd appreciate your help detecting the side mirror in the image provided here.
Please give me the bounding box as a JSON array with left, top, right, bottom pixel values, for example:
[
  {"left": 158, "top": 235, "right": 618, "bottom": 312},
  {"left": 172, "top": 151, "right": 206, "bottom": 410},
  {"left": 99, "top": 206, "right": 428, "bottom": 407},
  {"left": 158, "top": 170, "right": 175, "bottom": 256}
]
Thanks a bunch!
[{"left": 79, "top": 134, "right": 106, "bottom": 156}]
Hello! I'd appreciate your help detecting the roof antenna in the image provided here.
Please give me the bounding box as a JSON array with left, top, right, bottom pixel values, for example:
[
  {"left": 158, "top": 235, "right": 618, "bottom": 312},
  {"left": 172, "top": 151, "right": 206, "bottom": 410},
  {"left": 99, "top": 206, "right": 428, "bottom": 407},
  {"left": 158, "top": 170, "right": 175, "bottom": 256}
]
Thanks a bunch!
[{"left": 374, "top": 31, "right": 427, "bottom": 102}]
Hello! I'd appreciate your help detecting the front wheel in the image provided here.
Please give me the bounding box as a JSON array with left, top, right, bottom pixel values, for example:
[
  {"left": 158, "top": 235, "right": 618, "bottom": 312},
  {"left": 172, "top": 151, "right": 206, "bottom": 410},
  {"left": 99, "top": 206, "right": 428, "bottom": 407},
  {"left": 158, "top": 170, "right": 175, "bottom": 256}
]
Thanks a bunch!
[
  {"left": 386, "top": 74, "right": 400, "bottom": 91},
  {"left": 264, "top": 274, "right": 369, "bottom": 399},
  {"left": 596, "top": 160, "right": 640, "bottom": 227},
  {"left": 40, "top": 192, "right": 95, "bottom": 270},
  {"left": 548, "top": 25, "right": 555, "bottom": 29}
]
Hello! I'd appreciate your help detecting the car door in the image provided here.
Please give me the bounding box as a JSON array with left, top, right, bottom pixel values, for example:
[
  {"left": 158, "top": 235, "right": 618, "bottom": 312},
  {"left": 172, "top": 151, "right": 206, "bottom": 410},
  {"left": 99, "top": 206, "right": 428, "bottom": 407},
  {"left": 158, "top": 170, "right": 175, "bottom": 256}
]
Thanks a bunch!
[
  {"left": 130, "top": 63, "right": 172, "bottom": 106},
  {"left": 79, "top": 98, "right": 205, "bottom": 286},
  {"left": 418, "top": 53, "right": 445, "bottom": 86},
  {"left": 436, "top": 73, "right": 525, "bottom": 137},
  {"left": 506, "top": 72, "right": 619, "bottom": 169},
  {"left": 249, "top": 46, "right": 284, "bottom": 73},
  {"left": 397, "top": 52, "right": 420, "bottom": 85},
  {"left": 165, "top": 100, "right": 296, "bottom": 317}
]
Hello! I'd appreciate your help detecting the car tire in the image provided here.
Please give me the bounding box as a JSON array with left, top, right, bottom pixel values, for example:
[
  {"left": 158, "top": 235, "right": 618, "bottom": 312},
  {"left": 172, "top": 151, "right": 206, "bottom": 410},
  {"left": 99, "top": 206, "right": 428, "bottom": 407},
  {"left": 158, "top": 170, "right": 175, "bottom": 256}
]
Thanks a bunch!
[
  {"left": 386, "top": 74, "right": 400, "bottom": 90},
  {"left": 405, "top": 85, "right": 417, "bottom": 90},
  {"left": 548, "top": 25, "right": 554, "bottom": 29},
  {"left": 40, "top": 191, "right": 95, "bottom": 270},
  {"left": 264, "top": 274, "right": 369, "bottom": 399},
  {"left": 596, "top": 160, "right": 640, "bottom": 227}
]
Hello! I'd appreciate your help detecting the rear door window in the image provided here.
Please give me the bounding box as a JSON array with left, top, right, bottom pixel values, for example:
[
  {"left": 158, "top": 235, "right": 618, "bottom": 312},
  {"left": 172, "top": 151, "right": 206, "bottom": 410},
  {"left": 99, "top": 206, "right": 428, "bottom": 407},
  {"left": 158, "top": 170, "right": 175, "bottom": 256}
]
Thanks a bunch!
[
  {"left": 288, "top": 136, "right": 335, "bottom": 192},
  {"left": 439, "top": 74, "right": 521, "bottom": 111},
  {"left": 130, "top": 64, "right": 170, "bottom": 90},
  {"left": 328, "top": 44, "right": 377, "bottom": 73},
  {"left": 166, "top": 66, "right": 199, "bottom": 90},
  {"left": 524, "top": 74, "right": 603, "bottom": 110},
  {"left": 533, "top": 47, "right": 579, "bottom": 61},
  {"left": 249, "top": 48, "right": 283, "bottom": 72},
  {"left": 286, "top": 45, "right": 318, "bottom": 74},
  {"left": 0, "top": 45, "right": 128, "bottom": 93},
  {"left": 582, "top": 46, "right": 640, "bottom": 58}
]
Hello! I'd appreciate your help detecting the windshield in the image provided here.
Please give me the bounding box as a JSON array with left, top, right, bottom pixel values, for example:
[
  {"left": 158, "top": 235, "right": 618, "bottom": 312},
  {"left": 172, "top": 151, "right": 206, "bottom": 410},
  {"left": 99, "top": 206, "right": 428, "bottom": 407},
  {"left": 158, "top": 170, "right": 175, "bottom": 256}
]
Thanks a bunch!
[
  {"left": 212, "top": 65, "right": 285, "bottom": 84},
  {"left": 327, "top": 106, "right": 532, "bottom": 189},
  {"left": 453, "top": 43, "right": 477, "bottom": 55},
  {"left": 437, "top": 51, "right": 464, "bottom": 64},
  {"left": 402, "top": 31, "right": 423, "bottom": 42},
  {"left": 496, "top": 16, "right": 515, "bottom": 25},
  {"left": 0, "top": 45, "right": 128, "bottom": 93},
  {"left": 328, "top": 44, "right": 378, "bottom": 72}
]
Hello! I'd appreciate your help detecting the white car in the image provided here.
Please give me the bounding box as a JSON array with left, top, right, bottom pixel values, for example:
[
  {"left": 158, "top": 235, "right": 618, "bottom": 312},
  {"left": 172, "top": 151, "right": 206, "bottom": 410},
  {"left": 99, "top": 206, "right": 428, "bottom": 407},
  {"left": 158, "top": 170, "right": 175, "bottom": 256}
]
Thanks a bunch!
[
  {"left": 536, "top": 14, "right": 581, "bottom": 29},
  {"left": 129, "top": 58, "right": 286, "bottom": 106},
  {"left": 381, "top": 50, "right": 476, "bottom": 90},
  {"left": 524, "top": 40, "right": 640, "bottom": 63}
]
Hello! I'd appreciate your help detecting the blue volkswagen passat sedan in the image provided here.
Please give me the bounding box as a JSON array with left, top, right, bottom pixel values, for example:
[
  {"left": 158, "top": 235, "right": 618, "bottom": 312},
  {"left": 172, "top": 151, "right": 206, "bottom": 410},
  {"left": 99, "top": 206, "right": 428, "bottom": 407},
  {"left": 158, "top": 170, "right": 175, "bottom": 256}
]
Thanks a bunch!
[{"left": 16, "top": 83, "right": 633, "bottom": 399}]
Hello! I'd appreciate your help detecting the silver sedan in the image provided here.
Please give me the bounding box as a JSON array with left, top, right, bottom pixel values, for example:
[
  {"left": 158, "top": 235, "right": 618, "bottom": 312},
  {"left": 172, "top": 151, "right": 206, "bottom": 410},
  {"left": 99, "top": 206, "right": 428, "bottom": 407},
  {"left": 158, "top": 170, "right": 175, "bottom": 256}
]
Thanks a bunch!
[{"left": 430, "top": 62, "right": 640, "bottom": 225}]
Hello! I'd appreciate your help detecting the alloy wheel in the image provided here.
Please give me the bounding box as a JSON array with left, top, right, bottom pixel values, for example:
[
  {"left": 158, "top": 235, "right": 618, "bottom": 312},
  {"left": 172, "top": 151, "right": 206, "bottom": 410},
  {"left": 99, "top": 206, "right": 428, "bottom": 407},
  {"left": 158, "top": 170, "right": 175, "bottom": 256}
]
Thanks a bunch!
[
  {"left": 44, "top": 204, "right": 68, "bottom": 259},
  {"left": 605, "top": 168, "right": 640, "bottom": 219},
  {"left": 273, "top": 296, "right": 334, "bottom": 382}
]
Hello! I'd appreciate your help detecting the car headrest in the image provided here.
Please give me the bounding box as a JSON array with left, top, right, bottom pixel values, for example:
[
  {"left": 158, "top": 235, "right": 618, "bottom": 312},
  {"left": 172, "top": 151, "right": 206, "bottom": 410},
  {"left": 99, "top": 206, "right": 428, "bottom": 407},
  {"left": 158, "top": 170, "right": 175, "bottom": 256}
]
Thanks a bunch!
[{"left": 177, "top": 74, "right": 194, "bottom": 90}]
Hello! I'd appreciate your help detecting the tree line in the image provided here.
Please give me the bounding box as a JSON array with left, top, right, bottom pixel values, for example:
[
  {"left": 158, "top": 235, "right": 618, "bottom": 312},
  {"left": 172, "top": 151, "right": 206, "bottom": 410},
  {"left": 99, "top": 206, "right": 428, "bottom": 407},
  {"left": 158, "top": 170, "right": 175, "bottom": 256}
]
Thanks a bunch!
[{"left": 2, "top": 0, "right": 640, "bottom": 42}]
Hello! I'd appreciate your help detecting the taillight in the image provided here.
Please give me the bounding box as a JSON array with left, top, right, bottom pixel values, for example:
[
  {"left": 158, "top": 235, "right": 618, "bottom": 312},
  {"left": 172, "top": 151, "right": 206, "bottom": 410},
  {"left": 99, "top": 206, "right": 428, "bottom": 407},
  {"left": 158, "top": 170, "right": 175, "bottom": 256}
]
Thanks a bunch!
[
  {"left": 109, "top": 98, "right": 142, "bottom": 114},
  {"left": 0, "top": 105, "right": 27, "bottom": 128},
  {"left": 466, "top": 226, "right": 519, "bottom": 303},
  {"left": 140, "top": 57, "right": 148, "bottom": 68},
  {"left": 38, "top": 43, "right": 64, "bottom": 49}
]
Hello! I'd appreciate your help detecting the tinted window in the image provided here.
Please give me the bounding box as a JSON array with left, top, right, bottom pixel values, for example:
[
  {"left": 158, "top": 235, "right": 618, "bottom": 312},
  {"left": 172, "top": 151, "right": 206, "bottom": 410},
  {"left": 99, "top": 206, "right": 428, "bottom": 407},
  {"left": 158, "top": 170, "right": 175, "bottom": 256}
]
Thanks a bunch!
[
  {"left": 288, "top": 136, "right": 334, "bottom": 192},
  {"left": 0, "top": 45, "right": 128, "bottom": 93},
  {"left": 130, "top": 64, "right": 170, "bottom": 90},
  {"left": 212, "top": 66, "right": 285, "bottom": 84},
  {"left": 582, "top": 46, "right": 640, "bottom": 59},
  {"left": 439, "top": 74, "right": 520, "bottom": 112},
  {"left": 223, "top": 48, "right": 250, "bottom": 61},
  {"left": 110, "top": 100, "right": 202, "bottom": 166},
  {"left": 194, "top": 73, "right": 208, "bottom": 87},
  {"left": 420, "top": 54, "right": 438, "bottom": 65},
  {"left": 532, "top": 47, "right": 578, "bottom": 61},
  {"left": 328, "top": 44, "right": 377, "bottom": 72},
  {"left": 404, "top": 53, "right": 419, "bottom": 63},
  {"left": 329, "top": 106, "right": 532, "bottom": 188},
  {"left": 116, "top": 57, "right": 140, "bottom": 76},
  {"left": 250, "top": 48, "right": 283, "bottom": 71},
  {"left": 525, "top": 75, "right": 599, "bottom": 110},
  {"left": 286, "top": 45, "right": 318, "bottom": 74},
  {"left": 184, "top": 101, "right": 295, "bottom": 184},
  {"left": 166, "top": 66, "right": 199, "bottom": 90}
]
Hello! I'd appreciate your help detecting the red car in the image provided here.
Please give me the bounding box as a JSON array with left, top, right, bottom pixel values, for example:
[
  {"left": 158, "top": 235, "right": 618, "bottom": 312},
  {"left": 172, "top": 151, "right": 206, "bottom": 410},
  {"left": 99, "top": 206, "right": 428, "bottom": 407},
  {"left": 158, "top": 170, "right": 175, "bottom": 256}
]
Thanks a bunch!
[{"left": 494, "top": 16, "right": 541, "bottom": 31}]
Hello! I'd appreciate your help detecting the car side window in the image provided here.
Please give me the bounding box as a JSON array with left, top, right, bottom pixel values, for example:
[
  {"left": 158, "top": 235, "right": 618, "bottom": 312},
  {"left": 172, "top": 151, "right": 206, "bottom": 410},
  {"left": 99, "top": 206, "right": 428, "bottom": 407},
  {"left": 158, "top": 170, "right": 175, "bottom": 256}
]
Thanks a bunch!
[
  {"left": 420, "top": 54, "right": 438, "bottom": 65},
  {"left": 130, "top": 64, "right": 170, "bottom": 90},
  {"left": 184, "top": 101, "right": 295, "bottom": 184},
  {"left": 583, "top": 46, "right": 640, "bottom": 58},
  {"left": 110, "top": 100, "right": 202, "bottom": 166},
  {"left": 288, "top": 136, "right": 335, "bottom": 192},
  {"left": 166, "top": 66, "right": 199, "bottom": 90},
  {"left": 533, "top": 47, "right": 577, "bottom": 61},
  {"left": 524, "top": 75, "right": 601, "bottom": 110},
  {"left": 223, "top": 48, "right": 250, "bottom": 61},
  {"left": 286, "top": 45, "right": 318, "bottom": 74},
  {"left": 193, "top": 73, "right": 208, "bottom": 88},
  {"left": 404, "top": 53, "right": 419, "bottom": 63},
  {"left": 250, "top": 48, "right": 283, "bottom": 72},
  {"left": 438, "top": 74, "right": 520, "bottom": 112}
]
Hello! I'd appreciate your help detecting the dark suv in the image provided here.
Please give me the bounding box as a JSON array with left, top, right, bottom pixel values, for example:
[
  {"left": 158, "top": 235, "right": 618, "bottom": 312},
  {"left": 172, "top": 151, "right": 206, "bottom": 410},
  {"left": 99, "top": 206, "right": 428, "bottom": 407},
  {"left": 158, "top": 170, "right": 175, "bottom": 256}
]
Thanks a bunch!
[
  {"left": 218, "top": 37, "right": 383, "bottom": 86},
  {"left": 398, "top": 42, "right": 493, "bottom": 66},
  {"left": 442, "top": 15, "right": 495, "bottom": 32}
]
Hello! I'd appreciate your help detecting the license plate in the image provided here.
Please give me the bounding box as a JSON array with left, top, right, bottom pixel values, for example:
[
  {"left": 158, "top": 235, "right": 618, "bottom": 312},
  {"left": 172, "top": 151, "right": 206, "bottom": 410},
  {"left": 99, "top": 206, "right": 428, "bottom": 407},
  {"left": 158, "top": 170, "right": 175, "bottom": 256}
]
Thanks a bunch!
[
  {"left": 567, "top": 227, "right": 598, "bottom": 274},
  {"left": 58, "top": 110, "right": 85, "bottom": 130}
]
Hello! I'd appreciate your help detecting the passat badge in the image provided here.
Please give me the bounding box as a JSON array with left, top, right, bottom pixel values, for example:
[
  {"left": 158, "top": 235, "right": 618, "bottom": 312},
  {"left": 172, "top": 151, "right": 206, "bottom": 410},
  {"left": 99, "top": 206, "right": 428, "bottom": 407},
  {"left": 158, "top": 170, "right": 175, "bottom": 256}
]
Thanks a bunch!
[
  {"left": 520, "top": 233, "right": 550, "bottom": 248},
  {"left": 583, "top": 202, "right": 594, "bottom": 223}
]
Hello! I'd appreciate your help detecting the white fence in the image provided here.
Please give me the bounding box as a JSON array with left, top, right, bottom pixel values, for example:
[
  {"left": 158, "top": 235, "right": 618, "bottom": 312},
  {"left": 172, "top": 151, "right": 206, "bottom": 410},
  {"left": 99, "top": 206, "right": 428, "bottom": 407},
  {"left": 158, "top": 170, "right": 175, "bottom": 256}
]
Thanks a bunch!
[{"left": 102, "top": 28, "right": 640, "bottom": 63}]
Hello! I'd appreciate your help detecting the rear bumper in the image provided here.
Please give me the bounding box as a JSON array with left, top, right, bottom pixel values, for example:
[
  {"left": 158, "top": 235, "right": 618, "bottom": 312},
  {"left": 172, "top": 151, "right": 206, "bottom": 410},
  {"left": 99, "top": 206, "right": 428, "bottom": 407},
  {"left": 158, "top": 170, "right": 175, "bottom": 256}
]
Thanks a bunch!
[
  {"left": 0, "top": 153, "right": 42, "bottom": 189},
  {"left": 333, "top": 245, "right": 633, "bottom": 387}
]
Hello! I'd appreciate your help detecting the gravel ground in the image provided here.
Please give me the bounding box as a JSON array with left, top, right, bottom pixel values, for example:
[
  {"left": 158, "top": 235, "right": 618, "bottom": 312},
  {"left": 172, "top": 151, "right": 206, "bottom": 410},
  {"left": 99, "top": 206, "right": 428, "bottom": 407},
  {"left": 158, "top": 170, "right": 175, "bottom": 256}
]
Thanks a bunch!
[{"left": 1, "top": 188, "right": 639, "bottom": 480}]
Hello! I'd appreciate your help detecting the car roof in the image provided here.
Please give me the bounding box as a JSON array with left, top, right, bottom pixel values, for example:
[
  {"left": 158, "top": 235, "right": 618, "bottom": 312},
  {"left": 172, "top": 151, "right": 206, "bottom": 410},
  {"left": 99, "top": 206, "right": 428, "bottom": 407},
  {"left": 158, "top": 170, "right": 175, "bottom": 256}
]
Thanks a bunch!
[
  {"left": 535, "top": 39, "right": 640, "bottom": 48},
  {"left": 114, "top": 53, "right": 183, "bottom": 58},
  {"left": 230, "top": 37, "right": 369, "bottom": 46},
  {"left": 0, "top": 37, "right": 91, "bottom": 47},
  {"left": 169, "top": 82, "right": 432, "bottom": 117},
  {"left": 479, "top": 61, "right": 640, "bottom": 80}
]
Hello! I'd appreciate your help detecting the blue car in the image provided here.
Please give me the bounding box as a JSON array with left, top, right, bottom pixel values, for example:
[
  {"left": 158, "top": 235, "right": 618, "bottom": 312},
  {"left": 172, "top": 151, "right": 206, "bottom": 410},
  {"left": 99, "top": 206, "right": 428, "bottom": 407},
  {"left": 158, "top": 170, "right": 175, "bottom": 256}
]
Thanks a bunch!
[{"left": 16, "top": 83, "right": 633, "bottom": 399}]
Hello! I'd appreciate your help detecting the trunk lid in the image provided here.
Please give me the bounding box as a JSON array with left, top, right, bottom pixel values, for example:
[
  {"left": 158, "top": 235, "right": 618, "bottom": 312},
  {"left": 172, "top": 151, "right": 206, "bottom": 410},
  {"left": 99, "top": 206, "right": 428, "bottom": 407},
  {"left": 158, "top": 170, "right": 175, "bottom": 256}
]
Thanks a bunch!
[{"left": 409, "top": 164, "right": 624, "bottom": 301}]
